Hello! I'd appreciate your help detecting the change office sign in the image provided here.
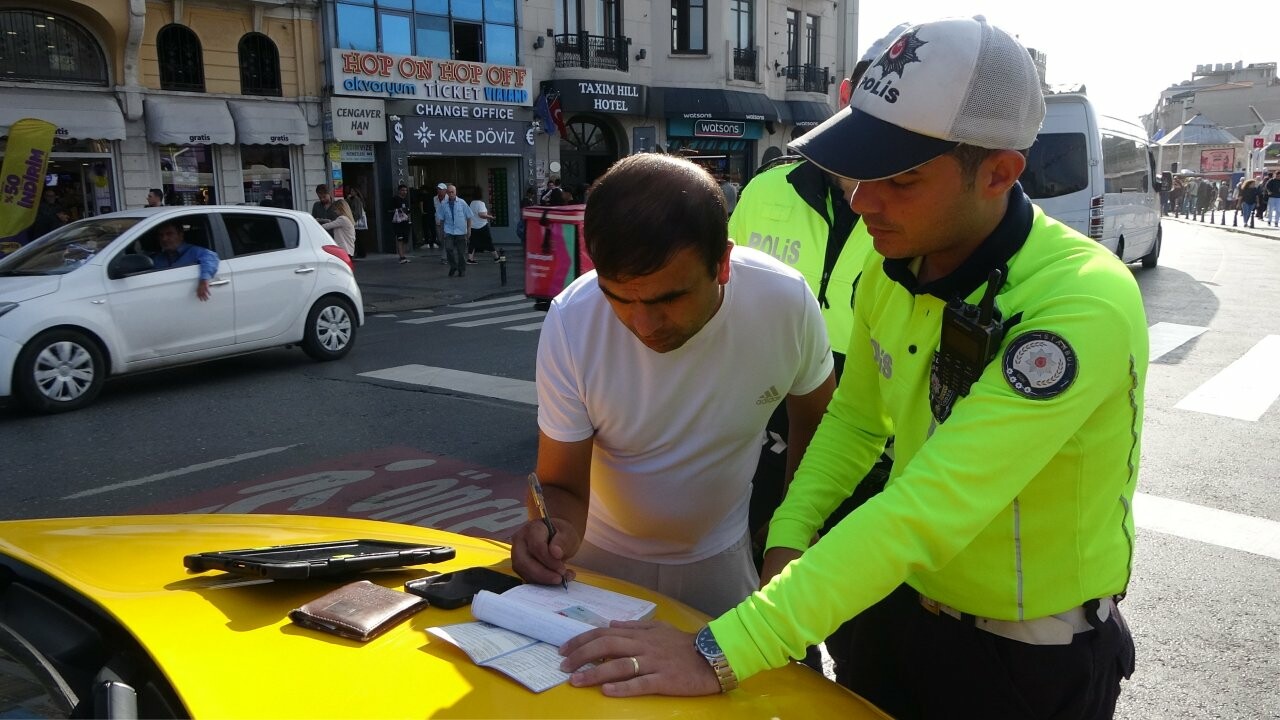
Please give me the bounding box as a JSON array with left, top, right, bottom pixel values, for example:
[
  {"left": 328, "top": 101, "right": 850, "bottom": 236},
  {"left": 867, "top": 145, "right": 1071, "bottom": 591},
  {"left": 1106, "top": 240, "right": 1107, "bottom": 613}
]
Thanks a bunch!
[{"left": 393, "top": 116, "right": 529, "bottom": 157}]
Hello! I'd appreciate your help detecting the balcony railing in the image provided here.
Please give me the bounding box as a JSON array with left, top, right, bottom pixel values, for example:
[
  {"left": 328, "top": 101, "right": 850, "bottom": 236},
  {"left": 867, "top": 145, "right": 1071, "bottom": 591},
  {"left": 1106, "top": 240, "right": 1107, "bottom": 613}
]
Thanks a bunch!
[
  {"left": 780, "top": 64, "right": 830, "bottom": 93},
  {"left": 732, "top": 47, "right": 757, "bottom": 82},
  {"left": 554, "top": 32, "right": 629, "bottom": 72}
]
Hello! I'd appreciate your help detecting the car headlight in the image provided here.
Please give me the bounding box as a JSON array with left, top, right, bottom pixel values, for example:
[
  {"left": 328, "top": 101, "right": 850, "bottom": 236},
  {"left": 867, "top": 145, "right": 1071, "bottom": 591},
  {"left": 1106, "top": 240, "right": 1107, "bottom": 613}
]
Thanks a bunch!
[{"left": 0, "top": 302, "right": 17, "bottom": 319}]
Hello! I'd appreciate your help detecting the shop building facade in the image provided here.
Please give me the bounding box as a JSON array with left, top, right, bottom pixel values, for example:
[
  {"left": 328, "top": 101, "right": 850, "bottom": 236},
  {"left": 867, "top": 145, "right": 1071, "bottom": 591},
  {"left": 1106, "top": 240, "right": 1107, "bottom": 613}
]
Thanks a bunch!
[
  {"left": 0, "top": 1, "right": 327, "bottom": 227},
  {"left": 322, "top": 0, "right": 850, "bottom": 234}
]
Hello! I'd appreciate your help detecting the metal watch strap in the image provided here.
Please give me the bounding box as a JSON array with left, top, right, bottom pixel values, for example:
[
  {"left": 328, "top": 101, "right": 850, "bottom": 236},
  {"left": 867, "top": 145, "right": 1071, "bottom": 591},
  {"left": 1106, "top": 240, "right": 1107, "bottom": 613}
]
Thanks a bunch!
[
  {"left": 695, "top": 626, "right": 739, "bottom": 692},
  {"left": 707, "top": 654, "right": 739, "bottom": 692}
]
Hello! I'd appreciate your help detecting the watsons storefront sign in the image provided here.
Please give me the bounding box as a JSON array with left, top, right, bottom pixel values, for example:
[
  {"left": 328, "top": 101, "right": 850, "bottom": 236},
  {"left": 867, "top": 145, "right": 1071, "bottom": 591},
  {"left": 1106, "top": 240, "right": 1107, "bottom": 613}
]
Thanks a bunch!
[
  {"left": 693, "top": 120, "right": 746, "bottom": 138},
  {"left": 332, "top": 50, "right": 531, "bottom": 106}
]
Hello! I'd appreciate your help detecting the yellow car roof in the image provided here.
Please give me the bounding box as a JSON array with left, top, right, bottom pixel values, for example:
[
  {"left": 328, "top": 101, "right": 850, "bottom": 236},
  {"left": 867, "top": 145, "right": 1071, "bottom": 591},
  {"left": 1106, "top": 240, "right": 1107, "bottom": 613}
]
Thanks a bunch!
[{"left": 0, "top": 514, "right": 888, "bottom": 719}]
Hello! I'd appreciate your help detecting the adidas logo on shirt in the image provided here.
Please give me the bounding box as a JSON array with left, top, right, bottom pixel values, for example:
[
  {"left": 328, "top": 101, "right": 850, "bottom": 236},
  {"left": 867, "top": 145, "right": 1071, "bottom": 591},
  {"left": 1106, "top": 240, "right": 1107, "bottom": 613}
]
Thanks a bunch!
[{"left": 756, "top": 386, "right": 782, "bottom": 405}]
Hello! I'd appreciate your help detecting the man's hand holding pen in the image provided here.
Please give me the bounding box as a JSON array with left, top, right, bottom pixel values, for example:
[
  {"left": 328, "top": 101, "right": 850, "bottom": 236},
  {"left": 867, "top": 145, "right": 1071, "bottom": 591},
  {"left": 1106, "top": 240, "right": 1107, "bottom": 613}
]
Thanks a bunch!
[{"left": 512, "top": 472, "right": 580, "bottom": 588}]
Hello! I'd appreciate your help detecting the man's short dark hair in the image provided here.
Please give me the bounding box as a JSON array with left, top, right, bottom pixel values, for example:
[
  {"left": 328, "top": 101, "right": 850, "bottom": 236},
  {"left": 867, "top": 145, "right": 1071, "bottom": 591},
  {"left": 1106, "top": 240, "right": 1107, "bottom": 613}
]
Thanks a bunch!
[
  {"left": 156, "top": 220, "right": 182, "bottom": 234},
  {"left": 584, "top": 154, "right": 727, "bottom": 280},
  {"left": 398, "top": 183, "right": 408, "bottom": 190},
  {"left": 148, "top": 188, "right": 162, "bottom": 197},
  {"left": 946, "top": 144, "right": 1028, "bottom": 189},
  {"left": 316, "top": 184, "right": 329, "bottom": 194}
]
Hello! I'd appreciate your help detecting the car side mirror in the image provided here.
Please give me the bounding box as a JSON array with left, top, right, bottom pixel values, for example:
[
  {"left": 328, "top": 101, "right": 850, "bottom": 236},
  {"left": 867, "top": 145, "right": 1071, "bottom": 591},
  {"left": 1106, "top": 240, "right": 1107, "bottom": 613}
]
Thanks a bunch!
[
  {"left": 109, "top": 253, "right": 155, "bottom": 279},
  {"left": 1152, "top": 178, "right": 1163, "bottom": 191}
]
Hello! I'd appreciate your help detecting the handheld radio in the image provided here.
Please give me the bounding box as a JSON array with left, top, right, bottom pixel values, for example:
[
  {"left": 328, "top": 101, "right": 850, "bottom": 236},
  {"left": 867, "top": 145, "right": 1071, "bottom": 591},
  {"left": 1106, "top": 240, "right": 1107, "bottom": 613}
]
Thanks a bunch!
[{"left": 930, "top": 268, "right": 1007, "bottom": 424}]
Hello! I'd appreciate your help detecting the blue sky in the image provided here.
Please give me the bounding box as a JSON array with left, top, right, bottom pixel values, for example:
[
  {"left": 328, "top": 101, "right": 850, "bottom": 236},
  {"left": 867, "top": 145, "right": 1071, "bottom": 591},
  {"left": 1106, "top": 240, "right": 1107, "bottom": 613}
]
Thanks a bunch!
[{"left": 856, "top": 2, "right": 1273, "bottom": 127}]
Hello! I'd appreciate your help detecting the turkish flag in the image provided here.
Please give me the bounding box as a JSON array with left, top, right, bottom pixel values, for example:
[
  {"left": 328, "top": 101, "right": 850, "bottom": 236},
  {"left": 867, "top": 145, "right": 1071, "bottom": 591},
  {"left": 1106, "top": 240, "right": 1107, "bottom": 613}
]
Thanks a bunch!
[
  {"left": 1254, "top": 137, "right": 1265, "bottom": 149},
  {"left": 548, "top": 93, "right": 570, "bottom": 138}
]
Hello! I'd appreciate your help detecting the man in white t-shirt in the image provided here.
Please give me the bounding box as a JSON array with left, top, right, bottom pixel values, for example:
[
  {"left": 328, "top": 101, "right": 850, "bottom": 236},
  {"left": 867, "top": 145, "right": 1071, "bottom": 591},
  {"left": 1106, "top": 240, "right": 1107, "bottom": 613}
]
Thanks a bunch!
[{"left": 511, "top": 154, "right": 835, "bottom": 617}]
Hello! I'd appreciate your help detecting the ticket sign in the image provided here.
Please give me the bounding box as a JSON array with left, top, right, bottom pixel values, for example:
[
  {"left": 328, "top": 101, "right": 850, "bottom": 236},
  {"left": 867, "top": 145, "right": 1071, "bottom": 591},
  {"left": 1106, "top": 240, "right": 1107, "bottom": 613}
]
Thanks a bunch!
[
  {"left": 391, "top": 115, "right": 529, "bottom": 157},
  {"left": 332, "top": 50, "right": 531, "bottom": 106}
]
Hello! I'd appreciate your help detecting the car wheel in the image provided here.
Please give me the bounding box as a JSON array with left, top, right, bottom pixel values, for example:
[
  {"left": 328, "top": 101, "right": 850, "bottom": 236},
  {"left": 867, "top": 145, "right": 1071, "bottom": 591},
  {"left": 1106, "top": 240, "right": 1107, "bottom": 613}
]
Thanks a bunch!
[
  {"left": 1141, "top": 229, "right": 1161, "bottom": 269},
  {"left": 15, "top": 329, "right": 106, "bottom": 413},
  {"left": 302, "top": 296, "right": 357, "bottom": 361}
]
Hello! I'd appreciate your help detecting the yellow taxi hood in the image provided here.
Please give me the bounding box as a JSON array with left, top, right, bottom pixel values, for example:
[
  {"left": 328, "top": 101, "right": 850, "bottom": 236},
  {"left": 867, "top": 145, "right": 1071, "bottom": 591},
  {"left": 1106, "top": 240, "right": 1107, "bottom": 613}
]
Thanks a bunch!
[{"left": 0, "top": 514, "right": 886, "bottom": 719}]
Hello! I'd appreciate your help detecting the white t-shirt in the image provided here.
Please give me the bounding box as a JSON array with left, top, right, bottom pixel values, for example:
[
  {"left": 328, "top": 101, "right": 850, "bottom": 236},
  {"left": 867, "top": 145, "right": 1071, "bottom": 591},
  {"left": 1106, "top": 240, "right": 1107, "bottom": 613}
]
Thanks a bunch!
[
  {"left": 470, "top": 200, "right": 489, "bottom": 229},
  {"left": 536, "top": 246, "right": 833, "bottom": 563}
]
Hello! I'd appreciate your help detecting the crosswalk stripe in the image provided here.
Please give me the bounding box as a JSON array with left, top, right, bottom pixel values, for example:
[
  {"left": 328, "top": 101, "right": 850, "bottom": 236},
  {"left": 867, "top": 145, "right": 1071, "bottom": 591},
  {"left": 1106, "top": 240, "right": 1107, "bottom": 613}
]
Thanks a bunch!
[
  {"left": 398, "top": 305, "right": 527, "bottom": 324},
  {"left": 1134, "top": 492, "right": 1280, "bottom": 560},
  {"left": 358, "top": 364, "right": 537, "bottom": 405},
  {"left": 505, "top": 321, "right": 545, "bottom": 332},
  {"left": 1148, "top": 322, "right": 1207, "bottom": 363},
  {"left": 450, "top": 311, "right": 547, "bottom": 328},
  {"left": 450, "top": 294, "right": 528, "bottom": 309},
  {"left": 1174, "top": 335, "right": 1280, "bottom": 421}
]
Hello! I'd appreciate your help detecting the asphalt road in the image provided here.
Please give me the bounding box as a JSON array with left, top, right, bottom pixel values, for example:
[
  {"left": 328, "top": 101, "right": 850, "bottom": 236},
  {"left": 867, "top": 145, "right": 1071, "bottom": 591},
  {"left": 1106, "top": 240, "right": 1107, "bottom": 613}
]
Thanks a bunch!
[{"left": 2, "top": 221, "right": 1277, "bottom": 718}]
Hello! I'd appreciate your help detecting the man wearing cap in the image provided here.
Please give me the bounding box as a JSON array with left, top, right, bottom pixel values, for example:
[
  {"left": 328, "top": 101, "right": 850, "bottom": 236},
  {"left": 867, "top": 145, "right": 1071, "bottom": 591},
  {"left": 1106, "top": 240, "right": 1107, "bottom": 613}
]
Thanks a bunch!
[{"left": 561, "top": 17, "right": 1143, "bottom": 718}]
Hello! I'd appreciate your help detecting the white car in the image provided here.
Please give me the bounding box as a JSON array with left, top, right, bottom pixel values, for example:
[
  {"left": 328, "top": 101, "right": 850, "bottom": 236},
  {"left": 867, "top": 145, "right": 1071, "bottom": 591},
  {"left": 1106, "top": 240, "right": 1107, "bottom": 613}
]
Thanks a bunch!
[{"left": 0, "top": 206, "right": 363, "bottom": 413}]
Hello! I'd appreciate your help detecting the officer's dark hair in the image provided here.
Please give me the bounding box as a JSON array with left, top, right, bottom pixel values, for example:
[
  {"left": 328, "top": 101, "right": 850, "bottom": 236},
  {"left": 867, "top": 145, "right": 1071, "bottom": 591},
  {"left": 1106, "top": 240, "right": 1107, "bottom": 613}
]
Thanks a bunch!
[
  {"left": 585, "top": 154, "right": 727, "bottom": 280},
  {"left": 947, "top": 145, "right": 1030, "bottom": 189},
  {"left": 148, "top": 187, "right": 162, "bottom": 198}
]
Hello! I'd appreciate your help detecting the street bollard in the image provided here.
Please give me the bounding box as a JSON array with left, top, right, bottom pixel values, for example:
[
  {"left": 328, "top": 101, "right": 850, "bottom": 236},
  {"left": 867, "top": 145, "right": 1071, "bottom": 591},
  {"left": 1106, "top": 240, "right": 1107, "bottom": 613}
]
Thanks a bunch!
[{"left": 497, "top": 248, "right": 507, "bottom": 286}]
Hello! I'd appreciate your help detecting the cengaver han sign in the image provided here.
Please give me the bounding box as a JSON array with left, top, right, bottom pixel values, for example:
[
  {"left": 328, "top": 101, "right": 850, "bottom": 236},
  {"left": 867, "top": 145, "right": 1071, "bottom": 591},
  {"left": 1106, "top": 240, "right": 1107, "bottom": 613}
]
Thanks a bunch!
[{"left": 392, "top": 116, "right": 529, "bottom": 156}]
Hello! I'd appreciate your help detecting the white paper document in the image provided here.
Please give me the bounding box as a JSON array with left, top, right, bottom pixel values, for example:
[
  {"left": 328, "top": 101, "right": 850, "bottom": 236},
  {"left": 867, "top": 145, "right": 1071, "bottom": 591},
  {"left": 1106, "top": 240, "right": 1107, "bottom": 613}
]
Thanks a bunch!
[{"left": 426, "top": 580, "right": 656, "bottom": 692}]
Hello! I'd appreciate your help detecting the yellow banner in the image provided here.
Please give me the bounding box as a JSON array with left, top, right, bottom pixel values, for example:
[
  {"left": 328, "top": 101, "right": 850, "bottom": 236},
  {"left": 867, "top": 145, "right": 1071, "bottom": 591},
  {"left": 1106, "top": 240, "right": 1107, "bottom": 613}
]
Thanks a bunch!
[{"left": 0, "top": 118, "right": 57, "bottom": 252}]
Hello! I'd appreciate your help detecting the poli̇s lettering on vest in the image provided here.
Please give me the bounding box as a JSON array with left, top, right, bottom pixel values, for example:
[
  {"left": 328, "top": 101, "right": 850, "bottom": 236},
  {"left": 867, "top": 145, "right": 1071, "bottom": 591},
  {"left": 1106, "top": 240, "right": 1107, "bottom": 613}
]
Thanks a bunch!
[{"left": 0, "top": 118, "right": 57, "bottom": 256}]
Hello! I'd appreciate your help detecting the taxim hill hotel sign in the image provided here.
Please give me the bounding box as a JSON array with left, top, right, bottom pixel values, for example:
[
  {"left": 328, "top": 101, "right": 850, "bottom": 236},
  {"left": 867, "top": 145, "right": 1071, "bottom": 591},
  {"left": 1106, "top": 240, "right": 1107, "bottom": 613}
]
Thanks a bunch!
[{"left": 331, "top": 50, "right": 532, "bottom": 106}]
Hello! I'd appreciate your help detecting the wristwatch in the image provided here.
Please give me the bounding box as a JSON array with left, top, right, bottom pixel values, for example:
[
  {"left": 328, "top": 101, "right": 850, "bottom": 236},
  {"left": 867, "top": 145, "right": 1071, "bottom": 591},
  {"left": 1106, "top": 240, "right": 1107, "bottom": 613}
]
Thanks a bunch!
[{"left": 694, "top": 625, "right": 739, "bottom": 692}]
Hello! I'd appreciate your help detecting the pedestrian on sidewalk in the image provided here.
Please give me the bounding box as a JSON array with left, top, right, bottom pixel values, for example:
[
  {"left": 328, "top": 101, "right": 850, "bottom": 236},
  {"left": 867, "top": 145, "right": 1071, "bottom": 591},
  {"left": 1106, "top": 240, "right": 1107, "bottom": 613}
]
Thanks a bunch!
[
  {"left": 1240, "top": 179, "right": 1259, "bottom": 228},
  {"left": 467, "top": 188, "right": 496, "bottom": 263},
  {"left": 311, "top": 184, "right": 337, "bottom": 223},
  {"left": 346, "top": 186, "right": 368, "bottom": 258},
  {"left": 390, "top": 184, "right": 413, "bottom": 263},
  {"left": 439, "top": 184, "right": 474, "bottom": 277},
  {"left": 321, "top": 199, "right": 357, "bottom": 258},
  {"left": 1265, "top": 173, "right": 1280, "bottom": 226},
  {"left": 432, "top": 183, "right": 450, "bottom": 264}
]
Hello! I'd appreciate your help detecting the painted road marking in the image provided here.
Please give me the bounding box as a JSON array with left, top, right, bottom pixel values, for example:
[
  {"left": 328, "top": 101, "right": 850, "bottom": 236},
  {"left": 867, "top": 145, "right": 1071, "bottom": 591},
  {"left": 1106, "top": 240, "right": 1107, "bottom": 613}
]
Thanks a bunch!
[
  {"left": 1174, "top": 335, "right": 1280, "bottom": 421},
  {"left": 1148, "top": 322, "right": 1207, "bottom": 362},
  {"left": 358, "top": 364, "right": 537, "bottom": 405},
  {"left": 373, "top": 313, "right": 398, "bottom": 318},
  {"left": 1135, "top": 492, "right": 1280, "bottom": 560},
  {"left": 451, "top": 294, "right": 527, "bottom": 309},
  {"left": 505, "top": 321, "right": 545, "bottom": 332},
  {"left": 398, "top": 304, "right": 530, "bottom": 325},
  {"left": 130, "top": 448, "right": 530, "bottom": 541},
  {"left": 450, "top": 311, "right": 547, "bottom": 328},
  {"left": 64, "top": 444, "right": 301, "bottom": 500}
]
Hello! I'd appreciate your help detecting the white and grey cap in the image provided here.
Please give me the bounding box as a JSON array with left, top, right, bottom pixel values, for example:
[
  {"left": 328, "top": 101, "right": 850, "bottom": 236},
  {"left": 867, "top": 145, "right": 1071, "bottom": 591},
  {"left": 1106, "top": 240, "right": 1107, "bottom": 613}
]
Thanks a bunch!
[{"left": 791, "top": 16, "right": 1046, "bottom": 181}]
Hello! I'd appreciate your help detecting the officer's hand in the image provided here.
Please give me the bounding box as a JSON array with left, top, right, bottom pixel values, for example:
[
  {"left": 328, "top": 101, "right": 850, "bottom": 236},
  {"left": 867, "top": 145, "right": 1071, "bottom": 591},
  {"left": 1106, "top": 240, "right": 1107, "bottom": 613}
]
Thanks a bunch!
[
  {"left": 511, "top": 517, "right": 580, "bottom": 586},
  {"left": 560, "top": 621, "right": 721, "bottom": 697},
  {"left": 759, "top": 547, "right": 802, "bottom": 587}
]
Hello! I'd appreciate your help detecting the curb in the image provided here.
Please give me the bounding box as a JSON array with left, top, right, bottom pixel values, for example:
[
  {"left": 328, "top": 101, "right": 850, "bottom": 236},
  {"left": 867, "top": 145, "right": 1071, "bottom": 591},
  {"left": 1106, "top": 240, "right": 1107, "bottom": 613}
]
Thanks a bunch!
[{"left": 1164, "top": 214, "right": 1280, "bottom": 241}]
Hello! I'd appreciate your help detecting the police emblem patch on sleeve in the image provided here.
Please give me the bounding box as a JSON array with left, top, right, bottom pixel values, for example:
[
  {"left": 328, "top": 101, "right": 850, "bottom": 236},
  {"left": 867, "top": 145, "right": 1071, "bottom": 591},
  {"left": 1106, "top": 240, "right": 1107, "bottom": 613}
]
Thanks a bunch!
[{"left": 1002, "top": 331, "right": 1078, "bottom": 399}]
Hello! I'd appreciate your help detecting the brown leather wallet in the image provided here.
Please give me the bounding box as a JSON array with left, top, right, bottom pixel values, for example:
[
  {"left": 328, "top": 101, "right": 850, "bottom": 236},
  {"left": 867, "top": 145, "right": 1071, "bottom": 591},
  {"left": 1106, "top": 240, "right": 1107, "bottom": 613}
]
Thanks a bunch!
[{"left": 289, "top": 580, "right": 428, "bottom": 642}]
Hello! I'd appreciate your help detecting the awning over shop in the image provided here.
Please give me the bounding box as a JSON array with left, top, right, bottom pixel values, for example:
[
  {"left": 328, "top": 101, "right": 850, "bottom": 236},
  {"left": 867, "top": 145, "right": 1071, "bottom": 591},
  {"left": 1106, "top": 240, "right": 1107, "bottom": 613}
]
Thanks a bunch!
[
  {"left": 786, "top": 100, "right": 835, "bottom": 128},
  {"left": 145, "top": 97, "right": 236, "bottom": 145},
  {"left": 227, "top": 101, "right": 309, "bottom": 145},
  {"left": 671, "top": 139, "right": 748, "bottom": 152},
  {"left": 652, "top": 87, "right": 783, "bottom": 123},
  {"left": 0, "top": 90, "right": 125, "bottom": 140}
]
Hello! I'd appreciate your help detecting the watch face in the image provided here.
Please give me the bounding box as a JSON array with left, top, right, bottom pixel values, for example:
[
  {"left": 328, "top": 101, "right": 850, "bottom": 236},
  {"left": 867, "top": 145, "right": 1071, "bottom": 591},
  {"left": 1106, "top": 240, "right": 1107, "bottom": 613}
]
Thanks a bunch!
[{"left": 695, "top": 626, "right": 722, "bottom": 657}]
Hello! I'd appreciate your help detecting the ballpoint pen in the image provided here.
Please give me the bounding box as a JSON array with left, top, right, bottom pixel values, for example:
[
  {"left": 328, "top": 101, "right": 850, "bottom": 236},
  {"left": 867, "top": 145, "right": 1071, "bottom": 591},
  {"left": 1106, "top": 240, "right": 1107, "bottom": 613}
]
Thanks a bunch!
[{"left": 527, "top": 472, "right": 568, "bottom": 590}]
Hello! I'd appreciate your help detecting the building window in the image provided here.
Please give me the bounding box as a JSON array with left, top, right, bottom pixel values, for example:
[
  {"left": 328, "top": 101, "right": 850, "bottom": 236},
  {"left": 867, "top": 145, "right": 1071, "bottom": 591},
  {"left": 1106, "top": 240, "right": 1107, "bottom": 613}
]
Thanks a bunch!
[
  {"left": 596, "top": 0, "right": 620, "bottom": 38},
  {"left": 730, "top": 0, "right": 754, "bottom": 80},
  {"left": 159, "top": 144, "right": 217, "bottom": 205},
  {"left": 785, "top": 10, "right": 799, "bottom": 67},
  {"left": 671, "top": 0, "right": 706, "bottom": 54},
  {"left": 335, "top": 0, "right": 518, "bottom": 62},
  {"left": 555, "top": 0, "right": 582, "bottom": 36},
  {"left": 238, "top": 33, "right": 281, "bottom": 96},
  {"left": 157, "top": 24, "right": 205, "bottom": 92},
  {"left": 805, "top": 14, "right": 818, "bottom": 67},
  {"left": 0, "top": 9, "right": 108, "bottom": 85},
  {"left": 242, "top": 146, "right": 293, "bottom": 208}
]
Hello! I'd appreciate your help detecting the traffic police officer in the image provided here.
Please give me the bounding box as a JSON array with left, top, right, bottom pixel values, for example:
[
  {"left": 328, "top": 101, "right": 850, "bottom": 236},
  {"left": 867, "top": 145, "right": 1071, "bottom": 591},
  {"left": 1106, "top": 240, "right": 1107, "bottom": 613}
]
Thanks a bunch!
[{"left": 560, "top": 17, "right": 1144, "bottom": 719}]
